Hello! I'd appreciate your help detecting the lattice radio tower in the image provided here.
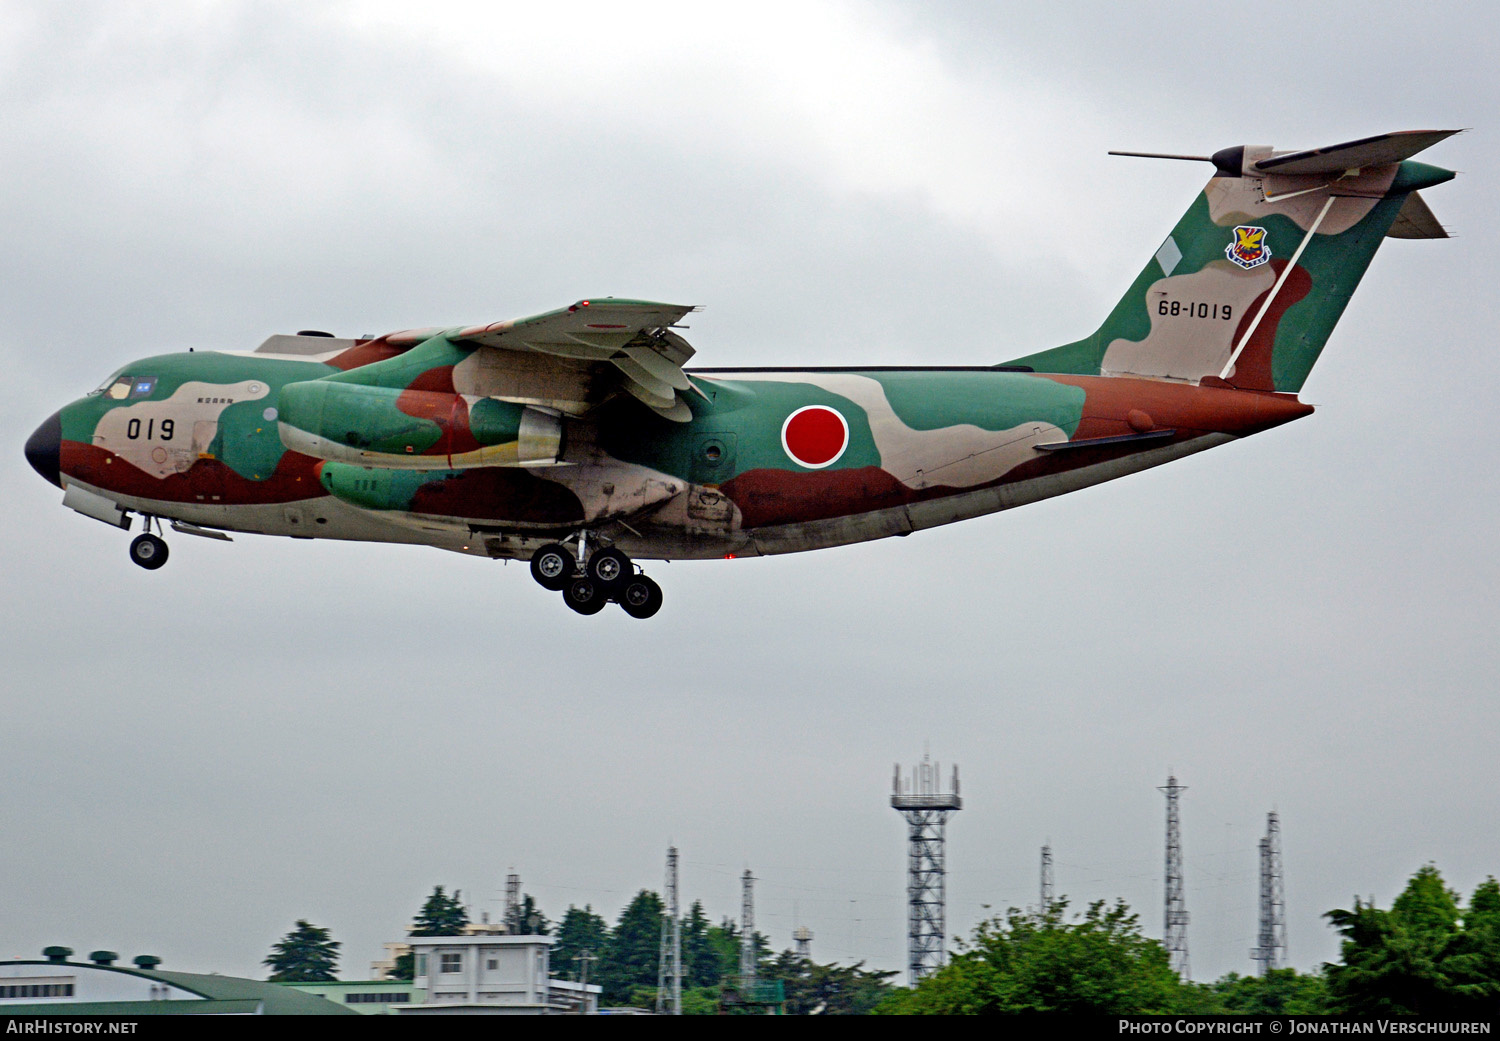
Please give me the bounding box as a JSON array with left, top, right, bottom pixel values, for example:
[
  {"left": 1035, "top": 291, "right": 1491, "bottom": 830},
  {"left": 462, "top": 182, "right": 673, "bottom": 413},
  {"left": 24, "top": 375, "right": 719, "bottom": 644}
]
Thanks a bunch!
[
  {"left": 504, "top": 870, "right": 521, "bottom": 932},
  {"left": 891, "top": 753, "right": 962, "bottom": 986},
  {"left": 740, "top": 869, "right": 756, "bottom": 983},
  {"left": 1159, "top": 774, "right": 1190, "bottom": 980},
  {"left": 1040, "top": 843, "right": 1054, "bottom": 912},
  {"left": 655, "top": 845, "right": 682, "bottom": 1014},
  {"left": 501, "top": 870, "right": 525, "bottom": 936},
  {"left": 1251, "top": 812, "right": 1287, "bottom": 974}
]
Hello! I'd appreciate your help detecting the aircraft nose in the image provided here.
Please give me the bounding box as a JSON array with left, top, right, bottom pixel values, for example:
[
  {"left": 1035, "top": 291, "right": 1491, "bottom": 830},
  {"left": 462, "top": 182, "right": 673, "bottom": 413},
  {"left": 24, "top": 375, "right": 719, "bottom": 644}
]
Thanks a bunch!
[{"left": 25, "top": 410, "right": 62, "bottom": 488}]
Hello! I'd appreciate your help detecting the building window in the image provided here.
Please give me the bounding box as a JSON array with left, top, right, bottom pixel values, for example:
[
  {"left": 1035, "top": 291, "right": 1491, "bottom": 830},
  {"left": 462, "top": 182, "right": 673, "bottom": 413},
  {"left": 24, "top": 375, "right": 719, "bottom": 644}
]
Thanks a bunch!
[
  {"left": 440, "top": 952, "right": 462, "bottom": 974},
  {"left": 1, "top": 982, "right": 74, "bottom": 998},
  {"left": 487, "top": 959, "right": 498, "bottom": 970}
]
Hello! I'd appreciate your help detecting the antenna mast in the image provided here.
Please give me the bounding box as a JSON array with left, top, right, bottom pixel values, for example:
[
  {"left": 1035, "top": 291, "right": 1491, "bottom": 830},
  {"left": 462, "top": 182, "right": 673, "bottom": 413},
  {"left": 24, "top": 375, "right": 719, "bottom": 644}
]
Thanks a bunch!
[
  {"left": 891, "top": 753, "right": 962, "bottom": 985},
  {"left": 740, "top": 869, "right": 756, "bottom": 983},
  {"left": 504, "top": 870, "right": 521, "bottom": 933},
  {"left": 656, "top": 845, "right": 682, "bottom": 1014},
  {"left": 1040, "top": 843, "right": 1054, "bottom": 912},
  {"left": 1251, "top": 812, "right": 1287, "bottom": 974},
  {"left": 1159, "top": 775, "right": 1190, "bottom": 980}
]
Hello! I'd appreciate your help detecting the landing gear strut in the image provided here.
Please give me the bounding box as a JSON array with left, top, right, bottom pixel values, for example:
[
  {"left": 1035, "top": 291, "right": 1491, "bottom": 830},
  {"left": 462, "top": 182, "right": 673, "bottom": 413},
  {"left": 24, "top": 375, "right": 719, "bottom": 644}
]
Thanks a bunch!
[{"left": 528, "top": 538, "right": 663, "bottom": 619}]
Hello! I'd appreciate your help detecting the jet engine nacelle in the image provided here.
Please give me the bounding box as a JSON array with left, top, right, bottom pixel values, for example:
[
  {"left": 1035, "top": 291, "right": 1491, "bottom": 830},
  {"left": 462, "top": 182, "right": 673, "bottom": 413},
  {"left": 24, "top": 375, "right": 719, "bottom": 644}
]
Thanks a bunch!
[{"left": 276, "top": 380, "right": 562, "bottom": 469}]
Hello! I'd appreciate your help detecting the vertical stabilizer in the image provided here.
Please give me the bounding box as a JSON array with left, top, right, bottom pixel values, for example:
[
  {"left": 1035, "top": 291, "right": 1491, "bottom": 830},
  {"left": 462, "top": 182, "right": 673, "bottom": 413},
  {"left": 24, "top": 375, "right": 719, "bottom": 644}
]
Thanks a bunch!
[{"left": 1007, "top": 131, "right": 1459, "bottom": 392}]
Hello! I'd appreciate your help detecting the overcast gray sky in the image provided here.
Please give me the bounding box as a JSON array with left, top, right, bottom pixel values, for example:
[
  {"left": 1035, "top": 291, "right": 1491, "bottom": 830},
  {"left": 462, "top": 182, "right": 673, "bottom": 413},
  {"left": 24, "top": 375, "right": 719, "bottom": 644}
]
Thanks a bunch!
[{"left": 2, "top": 0, "right": 1496, "bottom": 986}]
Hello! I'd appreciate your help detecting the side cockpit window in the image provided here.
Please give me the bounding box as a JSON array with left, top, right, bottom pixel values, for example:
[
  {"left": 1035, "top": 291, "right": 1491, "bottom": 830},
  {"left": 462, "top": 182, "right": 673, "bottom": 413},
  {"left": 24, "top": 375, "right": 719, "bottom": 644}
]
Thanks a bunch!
[
  {"left": 90, "top": 369, "right": 126, "bottom": 396},
  {"left": 97, "top": 375, "right": 156, "bottom": 400}
]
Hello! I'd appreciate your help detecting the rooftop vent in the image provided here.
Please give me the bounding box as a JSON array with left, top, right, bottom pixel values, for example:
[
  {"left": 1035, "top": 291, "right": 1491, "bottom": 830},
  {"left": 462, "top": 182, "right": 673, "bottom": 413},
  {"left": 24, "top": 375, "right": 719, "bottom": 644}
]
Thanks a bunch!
[
  {"left": 42, "top": 946, "right": 72, "bottom": 963},
  {"left": 89, "top": 950, "right": 118, "bottom": 966},
  {"left": 296, "top": 330, "right": 335, "bottom": 337},
  {"left": 133, "top": 955, "right": 162, "bottom": 971}
]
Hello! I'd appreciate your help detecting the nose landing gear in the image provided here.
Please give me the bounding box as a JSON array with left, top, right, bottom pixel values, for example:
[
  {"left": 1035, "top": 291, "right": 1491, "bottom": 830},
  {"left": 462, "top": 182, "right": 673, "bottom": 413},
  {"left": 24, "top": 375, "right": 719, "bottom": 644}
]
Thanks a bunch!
[
  {"left": 129, "top": 532, "right": 169, "bottom": 570},
  {"left": 529, "top": 538, "right": 663, "bottom": 619},
  {"left": 128, "top": 516, "right": 169, "bottom": 570}
]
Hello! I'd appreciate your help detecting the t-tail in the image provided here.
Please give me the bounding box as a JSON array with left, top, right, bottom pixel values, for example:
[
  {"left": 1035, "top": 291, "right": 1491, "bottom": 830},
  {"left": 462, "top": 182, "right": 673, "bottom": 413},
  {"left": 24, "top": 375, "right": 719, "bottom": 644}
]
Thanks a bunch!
[{"left": 1007, "top": 130, "right": 1460, "bottom": 392}]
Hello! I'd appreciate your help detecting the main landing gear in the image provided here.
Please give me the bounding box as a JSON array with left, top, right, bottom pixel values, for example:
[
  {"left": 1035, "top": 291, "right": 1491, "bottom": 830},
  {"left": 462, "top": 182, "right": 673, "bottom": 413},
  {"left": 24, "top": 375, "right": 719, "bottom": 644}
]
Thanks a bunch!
[
  {"left": 529, "top": 538, "right": 663, "bottom": 619},
  {"left": 129, "top": 517, "right": 169, "bottom": 571}
]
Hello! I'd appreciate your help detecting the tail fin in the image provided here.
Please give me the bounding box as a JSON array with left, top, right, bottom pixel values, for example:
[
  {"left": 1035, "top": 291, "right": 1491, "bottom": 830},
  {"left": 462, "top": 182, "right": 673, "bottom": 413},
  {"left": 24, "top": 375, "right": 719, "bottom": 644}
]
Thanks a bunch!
[{"left": 1007, "top": 130, "right": 1459, "bottom": 392}]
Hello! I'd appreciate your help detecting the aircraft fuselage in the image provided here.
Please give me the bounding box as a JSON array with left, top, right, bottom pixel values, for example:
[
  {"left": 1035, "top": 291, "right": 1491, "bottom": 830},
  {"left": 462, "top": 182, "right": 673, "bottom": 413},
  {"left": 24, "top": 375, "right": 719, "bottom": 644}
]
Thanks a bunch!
[{"left": 28, "top": 340, "right": 1311, "bottom": 568}]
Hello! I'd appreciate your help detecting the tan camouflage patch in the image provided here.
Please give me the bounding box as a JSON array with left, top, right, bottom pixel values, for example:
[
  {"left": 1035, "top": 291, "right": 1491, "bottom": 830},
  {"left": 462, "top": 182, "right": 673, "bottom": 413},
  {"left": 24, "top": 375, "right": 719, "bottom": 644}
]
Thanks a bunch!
[
  {"left": 735, "top": 373, "right": 1067, "bottom": 490},
  {"left": 1206, "top": 164, "right": 1398, "bottom": 235},
  {"left": 92, "top": 380, "right": 271, "bottom": 479},
  {"left": 1102, "top": 262, "right": 1276, "bottom": 382}
]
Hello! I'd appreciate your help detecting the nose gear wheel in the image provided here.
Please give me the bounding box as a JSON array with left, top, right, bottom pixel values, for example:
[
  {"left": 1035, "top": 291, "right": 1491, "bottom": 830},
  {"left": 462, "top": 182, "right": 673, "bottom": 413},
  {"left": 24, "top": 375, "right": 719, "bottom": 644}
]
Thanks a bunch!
[{"left": 130, "top": 532, "right": 169, "bottom": 570}]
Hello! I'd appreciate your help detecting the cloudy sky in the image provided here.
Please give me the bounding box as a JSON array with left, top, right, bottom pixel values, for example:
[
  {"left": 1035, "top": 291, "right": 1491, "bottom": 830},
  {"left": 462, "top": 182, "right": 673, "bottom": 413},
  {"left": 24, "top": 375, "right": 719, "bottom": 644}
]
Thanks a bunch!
[{"left": 2, "top": 0, "right": 1496, "bottom": 986}]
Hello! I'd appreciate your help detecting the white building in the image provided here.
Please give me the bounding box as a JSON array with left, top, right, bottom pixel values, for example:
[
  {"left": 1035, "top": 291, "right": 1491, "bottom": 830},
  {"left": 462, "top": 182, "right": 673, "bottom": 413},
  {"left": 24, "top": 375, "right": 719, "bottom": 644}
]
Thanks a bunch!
[{"left": 400, "top": 935, "right": 598, "bottom": 1015}]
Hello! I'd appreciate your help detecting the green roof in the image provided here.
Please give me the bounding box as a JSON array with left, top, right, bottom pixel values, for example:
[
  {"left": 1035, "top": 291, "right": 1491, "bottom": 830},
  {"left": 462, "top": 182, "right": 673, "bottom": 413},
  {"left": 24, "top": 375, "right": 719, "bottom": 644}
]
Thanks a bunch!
[{"left": 3, "top": 961, "right": 358, "bottom": 1016}]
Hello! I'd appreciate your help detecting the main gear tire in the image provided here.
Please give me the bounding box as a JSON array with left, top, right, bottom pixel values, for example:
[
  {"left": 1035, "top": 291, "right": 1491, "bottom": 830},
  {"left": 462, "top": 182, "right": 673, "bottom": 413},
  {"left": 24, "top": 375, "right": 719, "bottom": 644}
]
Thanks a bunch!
[
  {"left": 588, "top": 547, "right": 631, "bottom": 588},
  {"left": 530, "top": 543, "right": 574, "bottom": 590},
  {"left": 129, "top": 533, "right": 169, "bottom": 571},
  {"left": 619, "top": 574, "right": 663, "bottom": 619},
  {"left": 562, "top": 577, "right": 608, "bottom": 615}
]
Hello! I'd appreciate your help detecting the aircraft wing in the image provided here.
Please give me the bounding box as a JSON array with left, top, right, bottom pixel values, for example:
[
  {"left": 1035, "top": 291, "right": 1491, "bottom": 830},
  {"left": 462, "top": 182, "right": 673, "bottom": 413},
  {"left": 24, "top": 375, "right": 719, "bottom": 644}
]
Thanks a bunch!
[{"left": 450, "top": 299, "right": 701, "bottom": 422}]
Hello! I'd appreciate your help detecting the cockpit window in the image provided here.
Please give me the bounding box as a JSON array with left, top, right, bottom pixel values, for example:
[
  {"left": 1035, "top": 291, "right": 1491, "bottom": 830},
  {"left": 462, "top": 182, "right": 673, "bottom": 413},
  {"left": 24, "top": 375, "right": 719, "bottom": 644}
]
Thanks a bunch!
[
  {"left": 97, "top": 375, "right": 157, "bottom": 400},
  {"left": 90, "top": 368, "right": 127, "bottom": 396}
]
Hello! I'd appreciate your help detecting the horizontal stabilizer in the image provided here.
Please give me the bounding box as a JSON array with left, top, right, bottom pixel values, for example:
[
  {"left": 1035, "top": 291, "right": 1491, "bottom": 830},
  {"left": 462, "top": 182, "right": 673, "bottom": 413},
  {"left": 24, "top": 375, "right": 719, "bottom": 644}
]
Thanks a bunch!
[
  {"left": 1253, "top": 129, "right": 1462, "bottom": 176},
  {"left": 1387, "top": 191, "right": 1448, "bottom": 239}
]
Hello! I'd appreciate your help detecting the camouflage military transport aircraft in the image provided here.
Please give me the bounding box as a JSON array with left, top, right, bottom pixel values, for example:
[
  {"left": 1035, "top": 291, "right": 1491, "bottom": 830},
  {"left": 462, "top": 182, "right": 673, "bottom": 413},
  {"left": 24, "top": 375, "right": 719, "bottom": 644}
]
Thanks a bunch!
[{"left": 25, "top": 130, "right": 1458, "bottom": 618}]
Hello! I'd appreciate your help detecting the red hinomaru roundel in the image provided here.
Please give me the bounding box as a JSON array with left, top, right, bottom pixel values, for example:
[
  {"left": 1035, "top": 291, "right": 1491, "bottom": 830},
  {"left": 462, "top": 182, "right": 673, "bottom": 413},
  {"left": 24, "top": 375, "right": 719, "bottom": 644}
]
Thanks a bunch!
[{"left": 781, "top": 405, "right": 849, "bottom": 469}]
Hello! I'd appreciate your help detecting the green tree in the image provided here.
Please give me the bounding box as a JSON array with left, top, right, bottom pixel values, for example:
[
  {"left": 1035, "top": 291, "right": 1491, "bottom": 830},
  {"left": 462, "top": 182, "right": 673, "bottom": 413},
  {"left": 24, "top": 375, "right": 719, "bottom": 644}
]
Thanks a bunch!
[
  {"left": 264, "top": 920, "right": 340, "bottom": 982},
  {"left": 707, "top": 917, "right": 740, "bottom": 979},
  {"left": 409, "top": 885, "right": 469, "bottom": 936},
  {"left": 554, "top": 905, "right": 610, "bottom": 981},
  {"left": 597, "top": 890, "right": 665, "bottom": 1005},
  {"left": 701, "top": 916, "right": 770, "bottom": 979},
  {"left": 769, "top": 950, "right": 898, "bottom": 1014},
  {"left": 681, "top": 985, "right": 721, "bottom": 1015},
  {"left": 1325, "top": 865, "right": 1500, "bottom": 1016},
  {"left": 682, "top": 901, "right": 719, "bottom": 987},
  {"left": 1205, "top": 969, "right": 1330, "bottom": 1014},
  {"left": 386, "top": 952, "right": 414, "bottom": 982},
  {"left": 1448, "top": 877, "right": 1500, "bottom": 1008},
  {"left": 878, "top": 899, "right": 1184, "bottom": 1014}
]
